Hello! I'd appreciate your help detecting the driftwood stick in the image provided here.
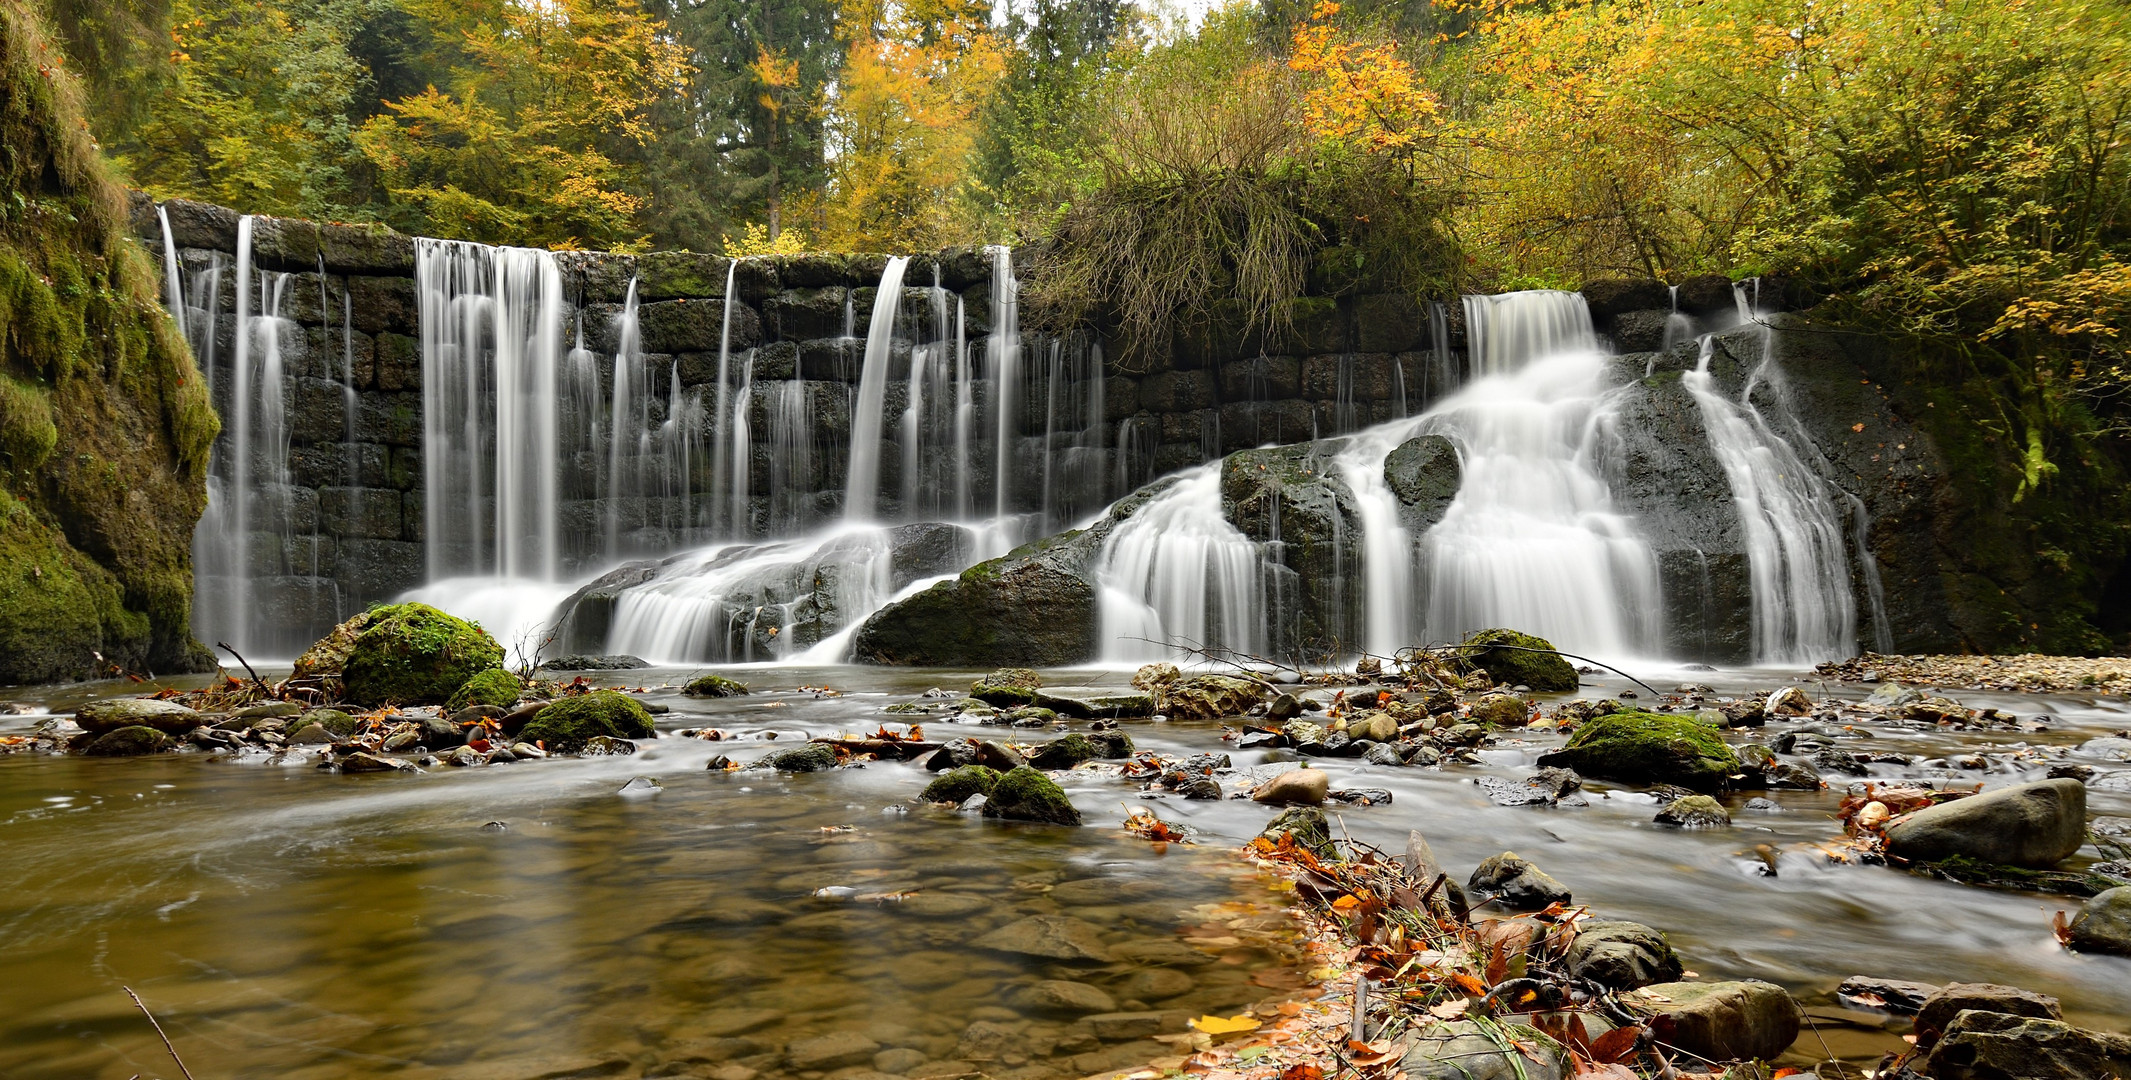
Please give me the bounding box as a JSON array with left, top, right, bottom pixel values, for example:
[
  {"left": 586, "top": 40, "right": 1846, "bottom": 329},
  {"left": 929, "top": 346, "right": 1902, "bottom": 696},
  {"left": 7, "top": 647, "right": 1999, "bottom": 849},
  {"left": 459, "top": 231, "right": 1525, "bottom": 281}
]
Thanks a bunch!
[
  {"left": 123, "top": 986, "right": 197, "bottom": 1080},
  {"left": 214, "top": 641, "right": 274, "bottom": 698}
]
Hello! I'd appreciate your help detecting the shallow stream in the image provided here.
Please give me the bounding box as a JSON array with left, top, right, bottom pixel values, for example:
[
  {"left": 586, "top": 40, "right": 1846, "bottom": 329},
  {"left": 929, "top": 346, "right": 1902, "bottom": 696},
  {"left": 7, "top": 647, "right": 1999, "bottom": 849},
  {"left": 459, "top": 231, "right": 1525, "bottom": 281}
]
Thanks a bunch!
[{"left": 3, "top": 664, "right": 2129, "bottom": 1080}]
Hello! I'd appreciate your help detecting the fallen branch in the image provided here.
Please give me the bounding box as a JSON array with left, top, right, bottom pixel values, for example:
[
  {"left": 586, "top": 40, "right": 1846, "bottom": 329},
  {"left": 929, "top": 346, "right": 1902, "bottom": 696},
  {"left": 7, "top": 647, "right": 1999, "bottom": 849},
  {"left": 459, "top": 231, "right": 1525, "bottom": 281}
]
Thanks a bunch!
[
  {"left": 123, "top": 986, "right": 196, "bottom": 1080},
  {"left": 214, "top": 641, "right": 274, "bottom": 699},
  {"left": 1428, "top": 641, "right": 1662, "bottom": 698}
]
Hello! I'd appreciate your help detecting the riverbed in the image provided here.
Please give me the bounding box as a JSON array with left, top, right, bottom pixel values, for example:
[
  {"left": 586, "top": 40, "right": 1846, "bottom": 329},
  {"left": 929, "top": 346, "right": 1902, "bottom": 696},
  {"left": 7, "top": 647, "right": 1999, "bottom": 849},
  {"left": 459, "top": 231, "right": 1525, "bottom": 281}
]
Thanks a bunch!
[{"left": 3, "top": 664, "right": 2128, "bottom": 1079}]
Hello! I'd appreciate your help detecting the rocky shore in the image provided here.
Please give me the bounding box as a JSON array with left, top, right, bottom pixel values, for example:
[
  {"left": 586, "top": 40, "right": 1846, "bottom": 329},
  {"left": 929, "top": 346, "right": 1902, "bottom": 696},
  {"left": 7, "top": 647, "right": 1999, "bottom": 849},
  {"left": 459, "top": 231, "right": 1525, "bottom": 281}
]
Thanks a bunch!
[{"left": 1817, "top": 652, "right": 2131, "bottom": 697}]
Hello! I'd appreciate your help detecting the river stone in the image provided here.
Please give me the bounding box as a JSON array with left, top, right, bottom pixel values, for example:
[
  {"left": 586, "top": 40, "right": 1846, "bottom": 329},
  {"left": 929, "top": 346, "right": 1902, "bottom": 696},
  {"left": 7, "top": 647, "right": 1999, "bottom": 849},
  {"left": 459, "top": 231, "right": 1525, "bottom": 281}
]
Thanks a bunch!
[
  {"left": 1919, "top": 1011, "right": 2131, "bottom": 1080},
  {"left": 338, "top": 750, "right": 414, "bottom": 773},
  {"left": 982, "top": 766, "right": 1081, "bottom": 824},
  {"left": 973, "top": 915, "right": 1113, "bottom": 961},
  {"left": 1468, "top": 692, "right": 1529, "bottom": 727},
  {"left": 1536, "top": 710, "right": 1740, "bottom": 792},
  {"left": 1111, "top": 940, "right": 1216, "bottom": 967},
  {"left": 1468, "top": 852, "right": 1571, "bottom": 911},
  {"left": 1564, "top": 922, "right": 1683, "bottom": 990},
  {"left": 753, "top": 743, "right": 840, "bottom": 772},
  {"left": 1882, "top": 779, "right": 2086, "bottom": 869},
  {"left": 1623, "top": 980, "right": 1801, "bottom": 1063},
  {"left": 1165, "top": 674, "right": 1268, "bottom": 721},
  {"left": 1655, "top": 794, "right": 1732, "bottom": 828},
  {"left": 1767, "top": 686, "right": 1812, "bottom": 716},
  {"left": 1458, "top": 628, "right": 1576, "bottom": 692},
  {"left": 302, "top": 708, "right": 362, "bottom": 737},
  {"left": 787, "top": 1031, "right": 882, "bottom": 1070},
  {"left": 83, "top": 725, "right": 176, "bottom": 756},
  {"left": 2067, "top": 887, "right": 2131, "bottom": 955},
  {"left": 874, "top": 1047, "right": 929, "bottom": 1074},
  {"left": 288, "top": 723, "right": 333, "bottom": 745},
  {"left": 1028, "top": 733, "right": 1103, "bottom": 769},
  {"left": 1913, "top": 983, "right": 2064, "bottom": 1048},
  {"left": 1836, "top": 976, "right": 1941, "bottom": 1015},
  {"left": 1010, "top": 979, "right": 1117, "bottom": 1015},
  {"left": 1354, "top": 711, "right": 1400, "bottom": 741},
  {"left": 1258, "top": 806, "right": 1335, "bottom": 859},
  {"left": 419, "top": 717, "right": 463, "bottom": 747},
  {"left": 1120, "top": 968, "right": 1194, "bottom": 1000},
  {"left": 2078, "top": 736, "right": 2131, "bottom": 762},
  {"left": 920, "top": 765, "right": 1000, "bottom": 803},
  {"left": 1362, "top": 743, "right": 1405, "bottom": 767},
  {"left": 75, "top": 698, "right": 203, "bottom": 735},
  {"left": 1399, "top": 1020, "right": 1566, "bottom": 1080},
  {"left": 1252, "top": 768, "right": 1329, "bottom": 806}
]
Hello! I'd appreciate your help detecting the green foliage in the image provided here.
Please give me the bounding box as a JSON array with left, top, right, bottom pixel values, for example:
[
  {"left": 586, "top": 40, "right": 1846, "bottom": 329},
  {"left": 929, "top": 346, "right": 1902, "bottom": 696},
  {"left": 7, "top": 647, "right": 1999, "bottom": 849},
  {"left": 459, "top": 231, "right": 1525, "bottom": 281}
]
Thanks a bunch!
[
  {"left": 445, "top": 667, "right": 521, "bottom": 712},
  {"left": 517, "top": 690, "right": 657, "bottom": 752},
  {"left": 341, "top": 601, "right": 504, "bottom": 706}
]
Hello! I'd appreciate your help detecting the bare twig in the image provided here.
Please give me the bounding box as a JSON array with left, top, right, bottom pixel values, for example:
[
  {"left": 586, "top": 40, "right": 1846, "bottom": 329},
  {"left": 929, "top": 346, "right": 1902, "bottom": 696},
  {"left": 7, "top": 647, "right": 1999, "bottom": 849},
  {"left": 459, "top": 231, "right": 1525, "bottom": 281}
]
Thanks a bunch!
[
  {"left": 214, "top": 642, "right": 273, "bottom": 698},
  {"left": 123, "top": 986, "right": 196, "bottom": 1080},
  {"left": 1433, "top": 641, "right": 1663, "bottom": 698}
]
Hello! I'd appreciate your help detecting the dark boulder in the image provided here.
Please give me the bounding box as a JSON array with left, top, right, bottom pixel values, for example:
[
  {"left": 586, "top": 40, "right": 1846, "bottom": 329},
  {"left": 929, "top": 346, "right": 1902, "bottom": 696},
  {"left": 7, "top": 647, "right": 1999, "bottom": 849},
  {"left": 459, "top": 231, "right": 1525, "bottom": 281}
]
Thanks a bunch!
[
  {"left": 1883, "top": 779, "right": 2087, "bottom": 869},
  {"left": 1920, "top": 1011, "right": 2131, "bottom": 1080},
  {"left": 1536, "top": 710, "right": 1740, "bottom": 791},
  {"left": 84, "top": 726, "right": 176, "bottom": 756},
  {"left": 1458, "top": 628, "right": 1577, "bottom": 692}
]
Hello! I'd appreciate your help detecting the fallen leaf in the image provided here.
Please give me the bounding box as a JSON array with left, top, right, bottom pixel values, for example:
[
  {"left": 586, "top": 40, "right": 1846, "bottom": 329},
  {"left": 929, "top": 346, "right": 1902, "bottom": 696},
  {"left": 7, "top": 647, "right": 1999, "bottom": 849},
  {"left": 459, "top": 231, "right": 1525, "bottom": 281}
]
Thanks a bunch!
[
  {"left": 1571, "top": 1065, "right": 1637, "bottom": 1080},
  {"left": 1588, "top": 1024, "right": 1641, "bottom": 1064},
  {"left": 1428, "top": 999, "right": 1469, "bottom": 1019},
  {"left": 1193, "top": 1015, "right": 1263, "bottom": 1035}
]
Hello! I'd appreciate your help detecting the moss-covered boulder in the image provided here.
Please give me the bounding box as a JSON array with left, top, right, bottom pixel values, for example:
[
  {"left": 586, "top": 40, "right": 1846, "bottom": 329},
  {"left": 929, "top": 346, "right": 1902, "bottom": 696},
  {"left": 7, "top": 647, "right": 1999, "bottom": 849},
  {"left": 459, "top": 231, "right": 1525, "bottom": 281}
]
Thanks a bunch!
[
  {"left": 983, "top": 766, "right": 1082, "bottom": 824},
  {"left": 682, "top": 673, "right": 749, "bottom": 697},
  {"left": 1164, "top": 674, "right": 1268, "bottom": 721},
  {"left": 446, "top": 669, "right": 522, "bottom": 712},
  {"left": 74, "top": 698, "right": 202, "bottom": 734},
  {"left": 516, "top": 690, "right": 656, "bottom": 753},
  {"left": 971, "top": 668, "right": 1043, "bottom": 706},
  {"left": 752, "top": 742, "right": 839, "bottom": 772},
  {"left": 1258, "top": 806, "right": 1335, "bottom": 859},
  {"left": 341, "top": 603, "right": 505, "bottom": 707},
  {"left": 1536, "top": 710, "right": 1740, "bottom": 791},
  {"left": 292, "top": 610, "right": 372, "bottom": 682},
  {"left": 920, "top": 765, "right": 1000, "bottom": 803},
  {"left": 300, "top": 708, "right": 361, "bottom": 738},
  {"left": 1468, "top": 692, "right": 1531, "bottom": 727},
  {"left": 1459, "top": 629, "right": 1578, "bottom": 692},
  {"left": 83, "top": 725, "right": 175, "bottom": 756},
  {"left": 1028, "top": 733, "right": 1099, "bottom": 769}
]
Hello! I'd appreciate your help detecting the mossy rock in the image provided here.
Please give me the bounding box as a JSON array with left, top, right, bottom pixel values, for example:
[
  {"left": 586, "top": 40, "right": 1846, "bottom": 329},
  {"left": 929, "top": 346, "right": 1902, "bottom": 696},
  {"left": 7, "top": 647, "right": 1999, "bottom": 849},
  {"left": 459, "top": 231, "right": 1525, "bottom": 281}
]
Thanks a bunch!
[
  {"left": 983, "top": 766, "right": 1082, "bottom": 825},
  {"left": 292, "top": 610, "right": 373, "bottom": 680},
  {"left": 1028, "top": 733, "right": 1101, "bottom": 769},
  {"left": 683, "top": 673, "right": 749, "bottom": 697},
  {"left": 920, "top": 765, "right": 1000, "bottom": 803},
  {"left": 1536, "top": 710, "right": 1740, "bottom": 792},
  {"left": 971, "top": 668, "right": 1042, "bottom": 707},
  {"left": 517, "top": 691, "right": 656, "bottom": 753},
  {"left": 341, "top": 603, "right": 505, "bottom": 707},
  {"left": 300, "top": 708, "right": 362, "bottom": 738},
  {"left": 1459, "top": 629, "right": 1578, "bottom": 692},
  {"left": 1164, "top": 674, "right": 1269, "bottom": 721},
  {"left": 83, "top": 725, "right": 175, "bottom": 756},
  {"left": 1259, "top": 806, "right": 1335, "bottom": 859},
  {"left": 752, "top": 742, "right": 839, "bottom": 772},
  {"left": 446, "top": 669, "right": 522, "bottom": 712}
]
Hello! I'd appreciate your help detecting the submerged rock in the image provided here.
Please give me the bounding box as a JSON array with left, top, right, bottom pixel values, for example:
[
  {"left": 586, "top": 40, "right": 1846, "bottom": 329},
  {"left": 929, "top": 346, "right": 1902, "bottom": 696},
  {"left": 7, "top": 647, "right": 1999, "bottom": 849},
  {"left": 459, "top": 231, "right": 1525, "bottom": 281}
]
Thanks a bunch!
[
  {"left": 1623, "top": 980, "right": 1802, "bottom": 1063},
  {"left": 74, "top": 698, "right": 202, "bottom": 735},
  {"left": 2067, "top": 887, "right": 2131, "bottom": 955},
  {"left": 982, "top": 766, "right": 1081, "bottom": 824},
  {"left": 1468, "top": 852, "right": 1571, "bottom": 911},
  {"left": 1882, "top": 779, "right": 2087, "bottom": 869},
  {"left": 1252, "top": 768, "right": 1330, "bottom": 806},
  {"left": 1010, "top": 979, "right": 1116, "bottom": 1016},
  {"left": 1564, "top": 922, "right": 1683, "bottom": 990},
  {"left": 1458, "top": 628, "right": 1577, "bottom": 692},
  {"left": 340, "top": 602, "right": 506, "bottom": 707},
  {"left": 83, "top": 725, "right": 176, "bottom": 756},
  {"left": 517, "top": 690, "right": 657, "bottom": 753},
  {"left": 972, "top": 915, "right": 1112, "bottom": 961},
  {"left": 683, "top": 673, "right": 750, "bottom": 697},
  {"left": 1536, "top": 710, "right": 1740, "bottom": 791}
]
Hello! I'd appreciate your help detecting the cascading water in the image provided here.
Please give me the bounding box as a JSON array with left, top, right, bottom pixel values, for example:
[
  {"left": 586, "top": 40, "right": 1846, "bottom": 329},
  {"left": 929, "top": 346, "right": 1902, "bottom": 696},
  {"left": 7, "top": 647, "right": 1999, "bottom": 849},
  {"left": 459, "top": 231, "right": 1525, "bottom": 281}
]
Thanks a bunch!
[
  {"left": 1096, "top": 466, "right": 1266, "bottom": 662},
  {"left": 844, "top": 257, "right": 911, "bottom": 519}
]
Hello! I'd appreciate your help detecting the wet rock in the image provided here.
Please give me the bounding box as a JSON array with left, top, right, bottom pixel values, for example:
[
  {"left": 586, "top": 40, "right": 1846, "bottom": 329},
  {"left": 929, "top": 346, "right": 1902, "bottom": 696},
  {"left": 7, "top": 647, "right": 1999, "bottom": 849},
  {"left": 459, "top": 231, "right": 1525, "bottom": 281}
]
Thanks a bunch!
[
  {"left": 2067, "top": 887, "right": 2131, "bottom": 955},
  {"left": 616, "top": 776, "right": 662, "bottom": 797},
  {"left": 1120, "top": 968, "right": 1194, "bottom": 1000},
  {"left": 583, "top": 736, "right": 638, "bottom": 755},
  {"left": 233, "top": 701, "right": 301, "bottom": 720},
  {"left": 1176, "top": 776, "right": 1224, "bottom": 800},
  {"left": 684, "top": 674, "right": 750, "bottom": 697},
  {"left": 1399, "top": 1020, "right": 1567, "bottom": 1080},
  {"left": 340, "top": 602, "right": 506, "bottom": 706},
  {"left": 1836, "top": 976, "right": 1941, "bottom": 1015},
  {"left": 1766, "top": 686, "right": 1813, "bottom": 716},
  {"left": 852, "top": 531, "right": 1102, "bottom": 665},
  {"left": 874, "top": 1047, "right": 929, "bottom": 1074},
  {"left": 1920, "top": 1010, "right": 2131, "bottom": 1080},
  {"left": 1352, "top": 711, "right": 1400, "bottom": 742},
  {"left": 287, "top": 723, "right": 334, "bottom": 745},
  {"left": 1362, "top": 743, "right": 1406, "bottom": 767},
  {"left": 1165, "top": 674, "right": 1268, "bottom": 721},
  {"left": 1010, "top": 979, "right": 1117, "bottom": 1016},
  {"left": 83, "top": 726, "right": 176, "bottom": 756},
  {"left": 1457, "top": 628, "right": 1577, "bottom": 692},
  {"left": 1027, "top": 733, "right": 1104, "bottom": 769},
  {"left": 1564, "top": 922, "right": 1683, "bottom": 990},
  {"left": 1883, "top": 779, "right": 2087, "bottom": 869},
  {"left": 787, "top": 1031, "right": 882, "bottom": 1070},
  {"left": 445, "top": 668, "right": 522, "bottom": 712},
  {"left": 753, "top": 743, "right": 840, "bottom": 772},
  {"left": 1911, "top": 982, "right": 2063, "bottom": 1048},
  {"left": 920, "top": 765, "right": 999, "bottom": 803},
  {"left": 338, "top": 751, "right": 414, "bottom": 773},
  {"left": 75, "top": 698, "right": 203, "bottom": 735},
  {"left": 418, "top": 717, "right": 463, "bottom": 747},
  {"left": 1479, "top": 769, "right": 1581, "bottom": 807},
  {"left": 969, "top": 668, "right": 1043, "bottom": 707},
  {"left": 1811, "top": 747, "right": 1868, "bottom": 776},
  {"left": 972, "top": 915, "right": 1113, "bottom": 961},
  {"left": 2079, "top": 736, "right": 2131, "bottom": 762},
  {"left": 1469, "top": 692, "right": 1530, "bottom": 727},
  {"left": 538, "top": 654, "right": 650, "bottom": 671},
  {"left": 983, "top": 766, "right": 1081, "bottom": 824},
  {"left": 500, "top": 700, "right": 549, "bottom": 736},
  {"left": 1535, "top": 710, "right": 1740, "bottom": 792},
  {"left": 1258, "top": 806, "right": 1336, "bottom": 859},
  {"left": 1267, "top": 693, "right": 1303, "bottom": 722},
  {"left": 1623, "top": 980, "right": 1802, "bottom": 1063},
  {"left": 303, "top": 708, "right": 363, "bottom": 738},
  {"left": 1468, "top": 852, "right": 1571, "bottom": 911},
  {"left": 1867, "top": 682, "right": 1924, "bottom": 707},
  {"left": 1252, "top": 767, "right": 1329, "bottom": 806},
  {"left": 1903, "top": 695, "right": 1974, "bottom": 724},
  {"left": 1655, "top": 794, "right": 1732, "bottom": 828}
]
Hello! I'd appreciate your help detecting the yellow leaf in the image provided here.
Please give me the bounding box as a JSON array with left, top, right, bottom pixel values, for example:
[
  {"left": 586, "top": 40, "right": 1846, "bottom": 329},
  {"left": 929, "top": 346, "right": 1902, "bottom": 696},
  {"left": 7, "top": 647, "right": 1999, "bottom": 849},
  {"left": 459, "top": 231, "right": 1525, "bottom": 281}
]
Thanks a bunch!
[{"left": 1191, "top": 1015, "right": 1262, "bottom": 1035}]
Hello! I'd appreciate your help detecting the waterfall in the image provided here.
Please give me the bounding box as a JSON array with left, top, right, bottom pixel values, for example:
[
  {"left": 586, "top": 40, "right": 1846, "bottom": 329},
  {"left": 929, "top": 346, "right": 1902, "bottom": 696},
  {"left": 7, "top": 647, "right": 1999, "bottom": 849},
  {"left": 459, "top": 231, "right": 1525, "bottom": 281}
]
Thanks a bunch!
[
  {"left": 1462, "top": 291, "right": 1592, "bottom": 375},
  {"left": 989, "top": 246, "right": 1020, "bottom": 519},
  {"left": 1681, "top": 334, "right": 1857, "bottom": 663},
  {"left": 844, "top": 256, "right": 911, "bottom": 519},
  {"left": 1095, "top": 466, "right": 1266, "bottom": 661},
  {"left": 156, "top": 207, "right": 187, "bottom": 348},
  {"left": 724, "top": 261, "right": 752, "bottom": 535},
  {"left": 605, "top": 278, "right": 644, "bottom": 558}
]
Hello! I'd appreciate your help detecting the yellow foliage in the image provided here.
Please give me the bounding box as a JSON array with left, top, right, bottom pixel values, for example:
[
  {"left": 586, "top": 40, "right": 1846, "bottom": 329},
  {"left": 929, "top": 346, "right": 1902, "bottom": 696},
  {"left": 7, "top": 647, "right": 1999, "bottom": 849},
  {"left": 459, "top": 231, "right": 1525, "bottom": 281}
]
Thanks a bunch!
[
  {"left": 1287, "top": 2, "right": 1442, "bottom": 160},
  {"left": 722, "top": 221, "right": 812, "bottom": 257}
]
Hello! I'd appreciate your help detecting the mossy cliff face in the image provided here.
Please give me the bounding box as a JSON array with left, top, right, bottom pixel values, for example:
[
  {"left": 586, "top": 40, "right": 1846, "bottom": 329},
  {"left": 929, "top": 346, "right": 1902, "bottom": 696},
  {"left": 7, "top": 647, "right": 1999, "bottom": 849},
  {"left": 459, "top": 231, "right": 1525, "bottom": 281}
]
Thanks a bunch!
[{"left": 0, "top": 4, "right": 217, "bottom": 683}]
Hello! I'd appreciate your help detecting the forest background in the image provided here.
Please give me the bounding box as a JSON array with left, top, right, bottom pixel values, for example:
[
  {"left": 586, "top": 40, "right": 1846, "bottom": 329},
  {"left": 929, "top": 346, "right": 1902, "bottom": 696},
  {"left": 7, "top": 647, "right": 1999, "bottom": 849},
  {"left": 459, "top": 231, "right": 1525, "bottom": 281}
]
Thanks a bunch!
[{"left": 24, "top": 0, "right": 2131, "bottom": 648}]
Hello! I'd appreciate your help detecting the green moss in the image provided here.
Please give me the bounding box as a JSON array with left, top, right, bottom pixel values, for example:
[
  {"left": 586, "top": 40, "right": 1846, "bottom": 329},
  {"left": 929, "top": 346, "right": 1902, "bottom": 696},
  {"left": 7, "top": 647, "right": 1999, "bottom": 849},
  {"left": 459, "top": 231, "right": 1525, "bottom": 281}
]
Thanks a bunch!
[
  {"left": 1027, "top": 733, "right": 1100, "bottom": 769},
  {"left": 301, "top": 708, "right": 361, "bottom": 737},
  {"left": 517, "top": 690, "right": 657, "bottom": 752},
  {"left": 0, "top": 492, "right": 135, "bottom": 681},
  {"left": 682, "top": 673, "right": 749, "bottom": 697},
  {"left": 446, "top": 668, "right": 522, "bottom": 712},
  {"left": 982, "top": 766, "right": 1082, "bottom": 825},
  {"left": 83, "top": 725, "right": 175, "bottom": 756},
  {"left": 341, "top": 602, "right": 505, "bottom": 706},
  {"left": 1459, "top": 628, "right": 1579, "bottom": 692},
  {"left": 1259, "top": 806, "right": 1336, "bottom": 859},
  {"left": 920, "top": 764, "right": 1000, "bottom": 803},
  {"left": 1538, "top": 709, "right": 1741, "bottom": 792},
  {"left": 0, "top": 374, "right": 57, "bottom": 472},
  {"left": 752, "top": 742, "right": 840, "bottom": 771}
]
